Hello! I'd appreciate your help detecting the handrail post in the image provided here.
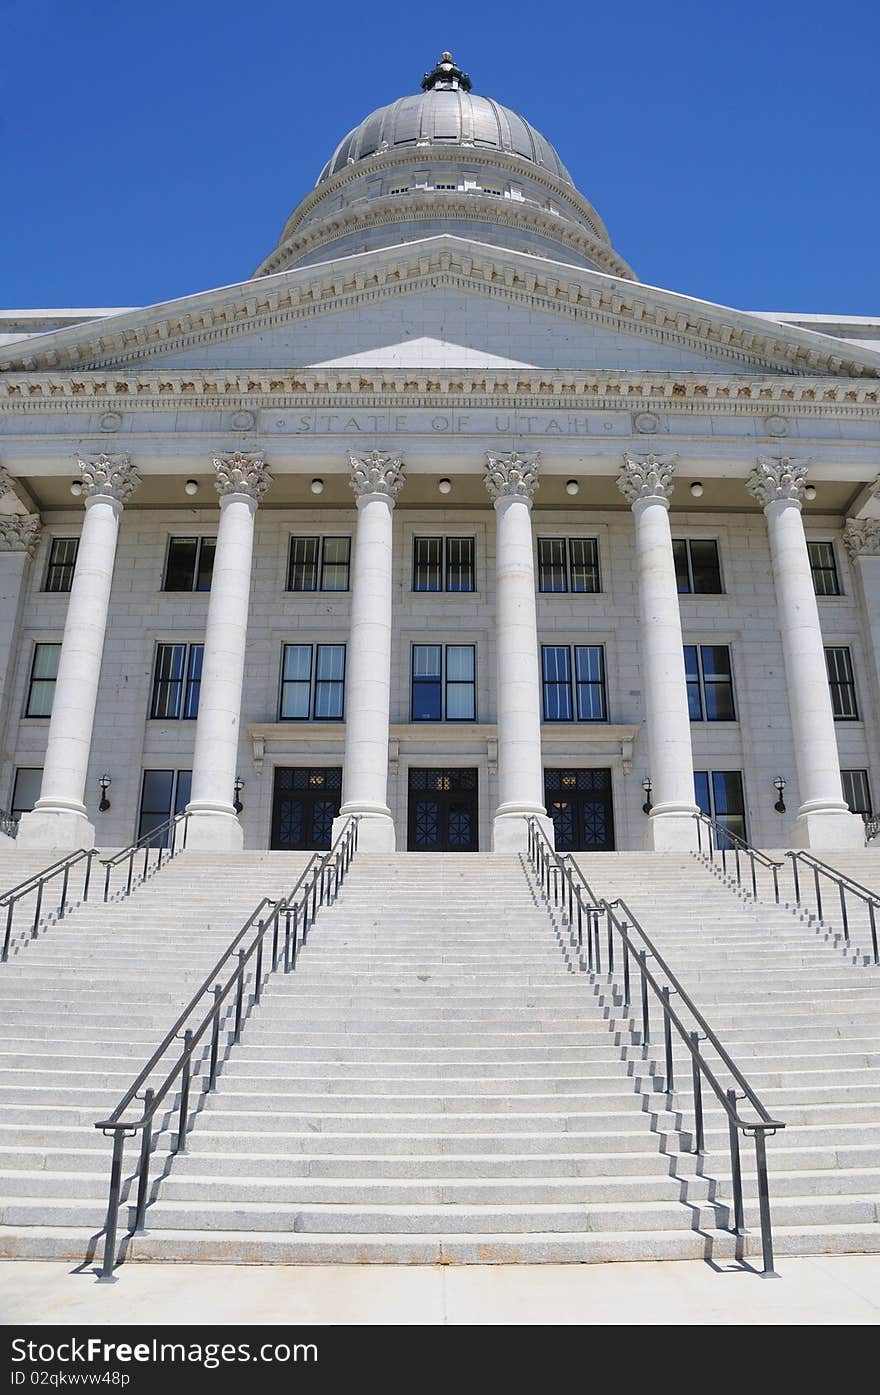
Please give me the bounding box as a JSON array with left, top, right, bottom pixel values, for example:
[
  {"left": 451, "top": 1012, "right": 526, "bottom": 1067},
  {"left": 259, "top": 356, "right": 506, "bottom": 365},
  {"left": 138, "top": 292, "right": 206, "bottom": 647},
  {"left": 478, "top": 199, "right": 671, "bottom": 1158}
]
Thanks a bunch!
[
  {"left": 790, "top": 853, "right": 801, "bottom": 905},
  {"left": 174, "top": 1029, "right": 193, "bottom": 1154},
  {"left": 593, "top": 911, "right": 601, "bottom": 974},
  {"left": 83, "top": 850, "right": 94, "bottom": 904},
  {"left": 104, "top": 860, "right": 112, "bottom": 903},
  {"left": 97, "top": 1130, "right": 126, "bottom": 1282},
  {"left": 272, "top": 909, "right": 280, "bottom": 971},
  {"left": 662, "top": 986, "right": 674, "bottom": 1095},
  {"left": 690, "top": 1033, "right": 705, "bottom": 1155},
  {"left": 58, "top": 863, "right": 70, "bottom": 921},
  {"left": 126, "top": 849, "right": 134, "bottom": 898},
  {"left": 233, "top": 950, "right": 246, "bottom": 1042},
  {"left": 813, "top": 865, "right": 823, "bottom": 922},
  {"left": 838, "top": 883, "right": 850, "bottom": 943},
  {"left": 772, "top": 864, "right": 779, "bottom": 905},
  {"left": 254, "top": 921, "right": 265, "bottom": 1005},
  {"left": 606, "top": 913, "right": 615, "bottom": 977},
  {"left": 749, "top": 853, "right": 757, "bottom": 900},
  {"left": 2, "top": 902, "right": 14, "bottom": 963},
  {"left": 695, "top": 816, "right": 702, "bottom": 856},
  {"left": 726, "top": 1088, "right": 746, "bottom": 1236},
  {"left": 622, "top": 941, "right": 631, "bottom": 1013},
  {"left": 586, "top": 908, "right": 594, "bottom": 972},
  {"left": 133, "top": 1089, "right": 154, "bottom": 1235},
  {"left": 208, "top": 985, "right": 222, "bottom": 1088},
  {"left": 869, "top": 901, "right": 879, "bottom": 965},
  {"left": 753, "top": 1129, "right": 777, "bottom": 1277},
  {"left": 639, "top": 949, "right": 649, "bottom": 1045},
  {"left": 31, "top": 882, "right": 43, "bottom": 940}
]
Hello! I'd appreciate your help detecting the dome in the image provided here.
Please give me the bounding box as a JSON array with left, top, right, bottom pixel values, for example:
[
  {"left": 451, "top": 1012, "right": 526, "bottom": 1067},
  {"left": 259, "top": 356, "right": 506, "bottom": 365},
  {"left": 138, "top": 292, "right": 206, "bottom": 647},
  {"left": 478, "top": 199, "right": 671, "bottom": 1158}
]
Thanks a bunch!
[{"left": 316, "top": 53, "right": 573, "bottom": 187}]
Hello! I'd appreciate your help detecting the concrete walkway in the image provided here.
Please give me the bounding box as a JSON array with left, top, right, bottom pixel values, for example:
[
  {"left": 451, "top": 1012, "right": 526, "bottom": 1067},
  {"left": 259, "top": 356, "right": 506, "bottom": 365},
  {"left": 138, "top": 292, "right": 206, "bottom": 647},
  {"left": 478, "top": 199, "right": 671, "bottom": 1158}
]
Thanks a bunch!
[{"left": 1, "top": 1258, "right": 879, "bottom": 1325}]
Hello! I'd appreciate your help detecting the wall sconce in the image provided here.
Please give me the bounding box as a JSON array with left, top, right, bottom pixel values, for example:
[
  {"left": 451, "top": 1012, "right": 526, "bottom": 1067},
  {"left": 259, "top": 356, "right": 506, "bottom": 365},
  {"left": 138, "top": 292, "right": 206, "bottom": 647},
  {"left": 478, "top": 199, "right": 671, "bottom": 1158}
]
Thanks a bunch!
[
  {"left": 689, "top": 481, "right": 704, "bottom": 498},
  {"left": 184, "top": 479, "right": 199, "bottom": 496},
  {"left": 310, "top": 478, "right": 325, "bottom": 495},
  {"left": 234, "top": 777, "right": 244, "bottom": 815},
  {"left": 98, "top": 773, "right": 111, "bottom": 812},
  {"left": 438, "top": 478, "right": 452, "bottom": 495},
  {"left": 774, "top": 776, "right": 787, "bottom": 814},
  {"left": 565, "top": 479, "right": 580, "bottom": 497},
  {"left": 642, "top": 777, "right": 653, "bottom": 815}
]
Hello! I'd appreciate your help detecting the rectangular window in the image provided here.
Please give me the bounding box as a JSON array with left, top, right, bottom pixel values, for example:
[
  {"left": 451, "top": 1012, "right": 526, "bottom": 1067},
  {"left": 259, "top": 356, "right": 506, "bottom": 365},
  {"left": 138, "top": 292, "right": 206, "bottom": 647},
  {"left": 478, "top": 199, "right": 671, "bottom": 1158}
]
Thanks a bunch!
[
  {"left": 808, "top": 541, "right": 841, "bottom": 597},
  {"left": 150, "top": 643, "right": 203, "bottom": 720},
  {"left": 413, "top": 537, "right": 475, "bottom": 592},
  {"left": 287, "top": 536, "right": 351, "bottom": 592},
  {"left": 411, "top": 644, "right": 476, "bottom": 721},
  {"left": 137, "top": 769, "right": 192, "bottom": 845},
  {"left": 11, "top": 767, "right": 42, "bottom": 820},
  {"left": 26, "top": 643, "right": 61, "bottom": 717},
  {"left": 43, "top": 538, "right": 78, "bottom": 593},
  {"left": 542, "top": 644, "right": 607, "bottom": 722},
  {"left": 694, "top": 770, "right": 747, "bottom": 845},
  {"left": 684, "top": 644, "right": 735, "bottom": 721},
  {"left": 280, "top": 644, "right": 345, "bottom": 720},
  {"left": 825, "top": 646, "right": 858, "bottom": 719},
  {"left": 673, "top": 539, "right": 722, "bottom": 594},
  {"left": 537, "top": 538, "right": 600, "bottom": 593},
  {"left": 842, "top": 769, "right": 872, "bottom": 819},
  {"left": 163, "top": 537, "right": 216, "bottom": 592}
]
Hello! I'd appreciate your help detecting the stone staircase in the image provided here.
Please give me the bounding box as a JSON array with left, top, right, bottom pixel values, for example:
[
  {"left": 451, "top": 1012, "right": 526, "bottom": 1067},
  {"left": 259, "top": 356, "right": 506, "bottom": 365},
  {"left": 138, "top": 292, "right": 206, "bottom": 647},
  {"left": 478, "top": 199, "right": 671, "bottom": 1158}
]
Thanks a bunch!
[
  {"left": 764, "top": 848, "right": 880, "bottom": 962},
  {"left": 0, "top": 848, "right": 96, "bottom": 959}
]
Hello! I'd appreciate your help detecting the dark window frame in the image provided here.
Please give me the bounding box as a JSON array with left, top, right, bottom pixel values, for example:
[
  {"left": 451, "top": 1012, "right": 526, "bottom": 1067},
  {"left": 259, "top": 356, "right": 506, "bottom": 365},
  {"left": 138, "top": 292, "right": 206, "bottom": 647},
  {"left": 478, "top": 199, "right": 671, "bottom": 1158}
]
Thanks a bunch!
[
  {"left": 673, "top": 538, "right": 723, "bottom": 595},
  {"left": 286, "top": 535, "right": 352, "bottom": 593},
  {"left": 807, "top": 541, "right": 842, "bottom": 597},
  {"left": 694, "top": 769, "right": 747, "bottom": 844},
  {"left": 410, "top": 643, "right": 477, "bottom": 722},
  {"left": 541, "top": 644, "right": 608, "bottom": 723},
  {"left": 412, "top": 536, "right": 476, "bottom": 593},
  {"left": 537, "top": 537, "right": 601, "bottom": 594},
  {"left": 684, "top": 644, "right": 736, "bottom": 722},
  {"left": 43, "top": 537, "right": 79, "bottom": 593},
  {"left": 150, "top": 642, "right": 204, "bottom": 721},
  {"left": 162, "top": 536, "right": 216, "bottom": 592},
  {"left": 825, "top": 646, "right": 859, "bottom": 720},
  {"left": 842, "top": 769, "right": 872, "bottom": 818},
  {"left": 10, "top": 767, "right": 42, "bottom": 821},
  {"left": 137, "top": 768, "right": 192, "bottom": 845},
  {"left": 25, "top": 642, "right": 61, "bottom": 718},
  {"left": 279, "top": 643, "right": 346, "bottom": 722}
]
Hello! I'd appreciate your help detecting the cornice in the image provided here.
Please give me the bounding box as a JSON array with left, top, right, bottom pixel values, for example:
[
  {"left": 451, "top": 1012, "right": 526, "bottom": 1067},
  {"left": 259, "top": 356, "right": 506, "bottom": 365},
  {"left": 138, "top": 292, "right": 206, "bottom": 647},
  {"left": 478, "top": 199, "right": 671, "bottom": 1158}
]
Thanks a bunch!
[
  {"left": 2, "top": 242, "right": 877, "bottom": 381},
  {"left": 0, "top": 369, "right": 878, "bottom": 421}
]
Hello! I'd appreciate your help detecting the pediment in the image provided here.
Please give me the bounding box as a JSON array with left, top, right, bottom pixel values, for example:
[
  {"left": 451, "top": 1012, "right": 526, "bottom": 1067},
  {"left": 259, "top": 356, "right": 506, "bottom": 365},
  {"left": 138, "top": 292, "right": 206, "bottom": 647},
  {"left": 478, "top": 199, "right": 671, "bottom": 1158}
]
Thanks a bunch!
[{"left": 2, "top": 236, "right": 878, "bottom": 382}]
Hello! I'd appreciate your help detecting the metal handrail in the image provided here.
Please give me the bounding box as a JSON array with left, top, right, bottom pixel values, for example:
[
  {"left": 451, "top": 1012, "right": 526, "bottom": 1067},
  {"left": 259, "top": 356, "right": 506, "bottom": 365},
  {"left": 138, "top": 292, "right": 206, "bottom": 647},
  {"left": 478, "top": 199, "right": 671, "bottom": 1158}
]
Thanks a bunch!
[
  {"left": 1, "top": 848, "right": 99, "bottom": 963},
  {"left": 693, "top": 812, "right": 783, "bottom": 903},
  {"left": 862, "top": 813, "right": 880, "bottom": 844},
  {"left": 785, "top": 849, "right": 880, "bottom": 964},
  {"left": 92, "top": 815, "right": 360, "bottom": 1281},
  {"left": 526, "top": 817, "right": 784, "bottom": 1276},
  {"left": 0, "top": 808, "right": 18, "bottom": 839},
  {"left": 100, "top": 811, "right": 190, "bottom": 903}
]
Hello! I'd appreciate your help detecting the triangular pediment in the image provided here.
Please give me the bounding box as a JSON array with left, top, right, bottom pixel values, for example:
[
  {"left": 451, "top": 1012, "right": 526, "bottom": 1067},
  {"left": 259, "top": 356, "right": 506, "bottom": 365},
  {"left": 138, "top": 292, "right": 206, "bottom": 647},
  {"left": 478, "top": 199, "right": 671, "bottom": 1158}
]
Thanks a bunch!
[{"left": 2, "top": 236, "right": 878, "bottom": 382}]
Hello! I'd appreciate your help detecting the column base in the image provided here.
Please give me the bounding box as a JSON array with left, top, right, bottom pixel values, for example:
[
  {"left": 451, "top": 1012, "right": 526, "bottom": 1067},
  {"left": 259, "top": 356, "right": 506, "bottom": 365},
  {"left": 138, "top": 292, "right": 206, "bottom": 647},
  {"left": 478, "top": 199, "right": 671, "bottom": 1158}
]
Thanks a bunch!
[
  {"left": 333, "top": 811, "right": 395, "bottom": 854},
  {"left": 644, "top": 807, "right": 700, "bottom": 852},
  {"left": 492, "top": 812, "right": 555, "bottom": 855},
  {"left": 183, "top": 809, "right": 244, "bottom": 852},
  {"left": 790, "top": 807, "right": 865, "bottom": 851},
  {"left": 16, "top": 807, "right": 95, "bottom": 851}
]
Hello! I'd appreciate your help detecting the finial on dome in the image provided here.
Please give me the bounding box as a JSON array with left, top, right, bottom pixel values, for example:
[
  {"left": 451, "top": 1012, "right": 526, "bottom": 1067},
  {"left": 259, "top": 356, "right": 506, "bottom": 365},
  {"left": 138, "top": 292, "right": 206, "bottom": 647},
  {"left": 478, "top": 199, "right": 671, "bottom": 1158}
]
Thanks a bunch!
[{"left": 421, "top": 51, "right": 472, "bottom": 92}]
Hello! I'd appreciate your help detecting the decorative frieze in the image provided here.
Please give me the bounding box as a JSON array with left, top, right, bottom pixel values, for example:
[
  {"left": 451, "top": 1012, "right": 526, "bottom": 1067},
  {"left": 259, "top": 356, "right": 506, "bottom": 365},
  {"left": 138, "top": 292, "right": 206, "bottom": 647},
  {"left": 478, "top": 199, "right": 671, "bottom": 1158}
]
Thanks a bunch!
[
  {"left": 0, "top": 513, "right": 41, "bottom": 555},
  {"left": 484, "top": 451, "right": 541, "bottom": 503},
  {"left": 843, "top": 518, "right": 880, "bottom": 560},
  {"left": 77, "top": 453, "right": 141, "bottom": 503},
  {"left": 348, "top": 450, "right": 406, "bottom": 499},
  {"left": 212, "top": 451, "right": 272, "bottom": 502},
  {"left": 617, "top": 452, "right": 677, "bottom": 505},
  {"left": 746, "top": 456, "right": 810, "bottom": 508}
]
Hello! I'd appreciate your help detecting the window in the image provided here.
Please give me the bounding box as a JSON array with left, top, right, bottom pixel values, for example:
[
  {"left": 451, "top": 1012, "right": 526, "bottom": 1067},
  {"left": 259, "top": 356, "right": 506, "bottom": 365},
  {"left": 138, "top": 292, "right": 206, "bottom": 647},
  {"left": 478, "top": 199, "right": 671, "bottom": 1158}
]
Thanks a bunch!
[
  {"left": 411, "top": 644, "right": 476, "bottom": 721},
  {"left": 694, "top": 770, "right": 746, "bottom": 845},
  {"left": 685, "top": 645, "right": 735, "bottom": 721},
  {"left": 280, "top": 644, "right": 345, "bottom": 720},
  {"left": 150, "top": 643, "right": 203, "bottom": 720},
  {"left": 287, "top": 536, "right": 351, "bottom": 592},
  {"left": 26, "top": 643, "right": 61, "bottom": 717},
  {"left": 138, "top": 769, "right": 191, "bottom": 845},
  {"left": 537, "top": 538, "right": 601, "bottom": 594},
  {"left": 808, "top": 542, "right": 841, "bottom": 597},
  {"left": 413, "top": 537, "right": 475, "bottom": 592},
  {"left": 481, "top": 185, "right": 503, "bottom": 196},
  {"left": 825, "top": 646, "right": 858, "bottom": 720},
  {"left": 435, "top": 181, "right": 457, "bottom": 190},
  {"left": 673, "top": 539, "right": 722, "bottom": 594},
  {"left": 541, "top": 645, "right": 607, "bottom": 722},
  {"left": 10, "top": 768, "right": 41, "bottom": 821},
  {"left": 842, "top": 769, "right": 872, "bottom": 819},
  {"left": 43, "top": 538, "right": 78, "bottom": 593},
  {"left": 163, "top": 537, "right": 216, "bottom": 592}
]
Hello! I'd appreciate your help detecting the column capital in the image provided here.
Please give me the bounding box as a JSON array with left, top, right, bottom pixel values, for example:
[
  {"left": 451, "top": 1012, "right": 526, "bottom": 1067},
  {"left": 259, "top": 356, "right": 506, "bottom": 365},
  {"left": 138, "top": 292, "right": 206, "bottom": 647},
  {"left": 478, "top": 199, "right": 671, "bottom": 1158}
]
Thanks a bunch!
[
  {"left": 747, "top": 456, "right": 811, "bottom": 509},
  {"left": 843, "top": 518, "right": 880, "bottom": 560},
  {"left": 347, "top": 450, "right": 406, "bottom": 500},
  {"left": 484, "top": 450, "right": 541, "bottom": 504},
  {"left": 0, "top": 464, "right": 18, "bottom": 500},
  {"left": 618, "top": 452, "right": 678, "bottom": 505},
  {"left": 212, "top": 450, "right": 272, "bottom": 503},
  {"left": 0, "top": 513, "right": 41, "bottom": 556},
  {"left": 77, "top": 453, "right": 140, "bottom": 505}
]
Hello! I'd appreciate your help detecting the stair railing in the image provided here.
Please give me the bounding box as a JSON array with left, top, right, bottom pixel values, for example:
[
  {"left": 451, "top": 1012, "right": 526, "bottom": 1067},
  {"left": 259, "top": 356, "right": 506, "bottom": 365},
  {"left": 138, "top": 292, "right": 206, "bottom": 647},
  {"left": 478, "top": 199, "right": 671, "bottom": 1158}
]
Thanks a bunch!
[
  {"left": 1, "top": 848, "right": 100, "bottom": 963},
  {"left": 785, "top": 850, "right": 880, "bottom": 965},
  {"left": 0, "top": 807, "right": 18, "bottom": 838},
  {"left": 100, "top": 811, "right": 190, "bottom": 904},
  {"left": 92, "top": 815, "right": 359, "bottom": 1282},
  {"left": 526, "top": 817, "right": 785, "bottom": 1277},
  {"left": 693, "top": 812, "right": 783, "bottom": 904}
]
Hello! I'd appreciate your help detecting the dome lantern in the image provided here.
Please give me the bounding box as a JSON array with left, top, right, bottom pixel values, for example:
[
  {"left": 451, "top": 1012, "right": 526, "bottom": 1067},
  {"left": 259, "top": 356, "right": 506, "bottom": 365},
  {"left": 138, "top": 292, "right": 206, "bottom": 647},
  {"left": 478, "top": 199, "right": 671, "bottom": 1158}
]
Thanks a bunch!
[{"left": 421, "top": 51, "right": 472, "bottom": 92}]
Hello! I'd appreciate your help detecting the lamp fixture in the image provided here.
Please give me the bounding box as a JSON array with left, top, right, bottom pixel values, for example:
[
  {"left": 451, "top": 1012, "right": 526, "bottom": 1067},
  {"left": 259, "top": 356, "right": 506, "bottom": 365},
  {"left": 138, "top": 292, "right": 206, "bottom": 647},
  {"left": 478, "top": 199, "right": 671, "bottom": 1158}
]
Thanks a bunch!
[
  {"left": 774, "top": 776, "right": 787, "bottom": 814},
  {"left": 69, "top": 480, "right": 83, "bottom": 497},
  {"left": 310, "top": 478, "right": 325, "bottom": 495},
  {"left": 804, "top": 484, "right": 817, "bottom": 501},
  {"left": 565, "top": 479, "right": 580, "bottom": 497},
  {"left": 234, "top": 777, "right": 244, "bottom": 815},
  {"left": 98, "top": 773, "right": 111, "bottom": 812},
  {"left": 438, "top": 478, "right": 452, "bottom": 495},
  {"left": 641, "top": 777, "right": 653, "bottom": 816},
  {"left": 690, "top": 481, "right": 704, "bottom": 498},
  {"left": 184, "top": 479, "right": 199, "bottom": 496}
]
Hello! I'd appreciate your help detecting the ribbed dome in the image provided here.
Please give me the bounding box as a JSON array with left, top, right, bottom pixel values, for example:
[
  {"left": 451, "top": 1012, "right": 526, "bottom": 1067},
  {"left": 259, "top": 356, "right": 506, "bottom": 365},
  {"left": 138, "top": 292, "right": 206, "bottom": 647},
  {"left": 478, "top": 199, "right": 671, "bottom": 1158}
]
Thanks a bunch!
[{"left": 316, "top": 52, "right": 573, "bottom": 187}]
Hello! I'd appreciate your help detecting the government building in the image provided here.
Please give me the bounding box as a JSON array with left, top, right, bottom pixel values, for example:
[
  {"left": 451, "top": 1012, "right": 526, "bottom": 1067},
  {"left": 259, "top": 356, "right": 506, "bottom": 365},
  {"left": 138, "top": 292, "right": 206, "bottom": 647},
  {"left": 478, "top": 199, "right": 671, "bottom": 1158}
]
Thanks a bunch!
[{"left": 2, "top": 51, "right": 879, "bottom": 858}]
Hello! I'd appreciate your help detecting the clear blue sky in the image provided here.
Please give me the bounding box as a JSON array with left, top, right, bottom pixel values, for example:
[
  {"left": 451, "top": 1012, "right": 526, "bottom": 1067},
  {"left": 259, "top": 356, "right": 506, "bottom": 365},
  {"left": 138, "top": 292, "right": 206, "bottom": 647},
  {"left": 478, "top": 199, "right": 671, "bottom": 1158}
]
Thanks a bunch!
[{"left": 1, "top": 0, "right": 876, "bottom": 314}]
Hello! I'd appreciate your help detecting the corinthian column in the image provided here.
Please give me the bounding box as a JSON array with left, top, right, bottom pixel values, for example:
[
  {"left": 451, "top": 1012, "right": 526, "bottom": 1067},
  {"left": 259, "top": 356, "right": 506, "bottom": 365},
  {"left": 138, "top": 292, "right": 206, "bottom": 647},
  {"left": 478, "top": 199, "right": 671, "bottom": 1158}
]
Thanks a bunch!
[
  {"left": 844, "top": 518, "right": 880, "bottom": 734},
  {"left": 749, "top": 458, "right": 862, "bottom": 848},
  {"left": 332, "top": 451, "right": 405, "bottom": 853},
  {"left": 0, "top": 512, "right": 42, "bottom": 845},
  {"left": 185, "top": 452, "right": 271, "bottom": 851},
  {"left": 485, "top": 451, "right": 554, "bottom": 853},
  {"left": 618, "top": 453, "right": 698, "bottom": 851},
  {"left": 18, "top": 455, "right": 140, "bottom": 850}
]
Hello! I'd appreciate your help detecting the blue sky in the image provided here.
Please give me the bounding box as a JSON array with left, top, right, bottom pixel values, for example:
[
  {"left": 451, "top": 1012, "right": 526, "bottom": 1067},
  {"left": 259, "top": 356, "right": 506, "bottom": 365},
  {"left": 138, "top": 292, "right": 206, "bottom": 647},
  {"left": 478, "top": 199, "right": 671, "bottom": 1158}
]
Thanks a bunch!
[{"left": 1, "top": 0, "right": 876, "bottom": 314}]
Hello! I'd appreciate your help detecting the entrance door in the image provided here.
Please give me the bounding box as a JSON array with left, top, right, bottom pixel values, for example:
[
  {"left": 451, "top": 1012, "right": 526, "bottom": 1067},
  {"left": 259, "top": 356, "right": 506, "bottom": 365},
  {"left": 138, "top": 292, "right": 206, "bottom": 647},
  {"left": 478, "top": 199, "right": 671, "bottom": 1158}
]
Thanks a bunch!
[
  {"left": 544, "top": 768, "right": 615, "bottom": 851},
  {"left": 407, "top": 768, "right": 478, "bottom": 851},
  {"left": 271, "top": 767, "right": 342, "bottom": 850}
]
